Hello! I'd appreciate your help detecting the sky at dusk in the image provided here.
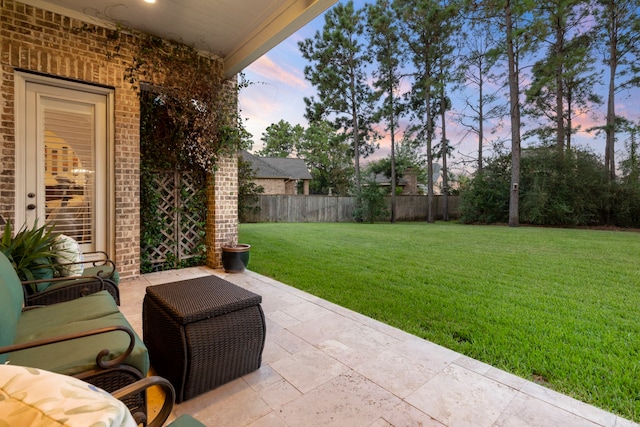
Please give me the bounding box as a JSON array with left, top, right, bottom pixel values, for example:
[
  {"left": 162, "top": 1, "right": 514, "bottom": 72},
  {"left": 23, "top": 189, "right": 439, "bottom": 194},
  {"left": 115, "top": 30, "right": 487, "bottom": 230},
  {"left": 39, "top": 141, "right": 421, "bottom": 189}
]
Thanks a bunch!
[{"left": 238, "top": 0, "right": 640, "bottom": 176}]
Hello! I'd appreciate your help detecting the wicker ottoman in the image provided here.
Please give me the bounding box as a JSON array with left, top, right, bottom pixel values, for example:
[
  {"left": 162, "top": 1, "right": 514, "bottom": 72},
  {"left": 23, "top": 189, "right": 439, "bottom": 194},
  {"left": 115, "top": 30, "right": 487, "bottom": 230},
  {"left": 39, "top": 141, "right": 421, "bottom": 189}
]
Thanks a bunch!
[{"left": 143, "top": 275, "right": 266, "bottom": 402}]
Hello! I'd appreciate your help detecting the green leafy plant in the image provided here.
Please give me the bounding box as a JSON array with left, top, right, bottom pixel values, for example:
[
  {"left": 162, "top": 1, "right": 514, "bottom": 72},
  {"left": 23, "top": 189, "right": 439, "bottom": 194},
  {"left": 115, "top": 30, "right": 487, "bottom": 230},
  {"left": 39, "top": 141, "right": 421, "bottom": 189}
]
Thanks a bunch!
[
  {"left": 353, "top": 178, "right": 389, "bottom": 223},
  {"left": 238, "top": 154, "right": 264, "bottom": 223},
  {"left": 0, "top": 219, "right": 60, "bottom": 281}
]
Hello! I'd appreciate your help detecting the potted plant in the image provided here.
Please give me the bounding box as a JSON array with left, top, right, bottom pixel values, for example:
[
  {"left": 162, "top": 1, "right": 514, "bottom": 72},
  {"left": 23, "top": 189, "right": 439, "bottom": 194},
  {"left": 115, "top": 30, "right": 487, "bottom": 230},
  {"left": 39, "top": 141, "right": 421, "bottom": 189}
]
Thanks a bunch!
[
  {"left": 0, "top": 219, "right": 60, "bottom": 293},
  {"left": 221, "top": 243, "right": 251, "bottom": 273}
]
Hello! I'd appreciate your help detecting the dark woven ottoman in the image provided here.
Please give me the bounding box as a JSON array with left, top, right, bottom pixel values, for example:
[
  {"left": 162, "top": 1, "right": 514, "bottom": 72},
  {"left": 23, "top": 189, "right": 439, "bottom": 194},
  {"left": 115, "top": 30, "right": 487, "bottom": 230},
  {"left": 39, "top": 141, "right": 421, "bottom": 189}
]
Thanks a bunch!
[{"left": 143, "top": 275, "right": 266, "bottom": 402}]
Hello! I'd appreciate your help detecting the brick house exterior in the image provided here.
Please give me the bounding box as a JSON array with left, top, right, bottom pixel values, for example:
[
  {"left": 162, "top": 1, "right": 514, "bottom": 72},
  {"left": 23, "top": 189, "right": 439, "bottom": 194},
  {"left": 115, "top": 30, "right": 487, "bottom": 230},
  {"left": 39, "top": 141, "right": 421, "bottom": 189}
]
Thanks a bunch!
[
  {"left": 0, "top": 0, "right": 238, "bottom": 277},
  {"left": 240, "top": 150, "right": 312, "bottom": 195}
]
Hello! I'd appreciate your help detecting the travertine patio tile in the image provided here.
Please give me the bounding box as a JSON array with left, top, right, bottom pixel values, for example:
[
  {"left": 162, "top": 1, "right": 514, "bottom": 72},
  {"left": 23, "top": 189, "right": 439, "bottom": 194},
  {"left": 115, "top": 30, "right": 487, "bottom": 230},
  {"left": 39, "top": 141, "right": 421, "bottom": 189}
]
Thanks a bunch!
[
  {"left": 387, "top": 335, "right": 459, "bottom": 372},
  {"left": 144, "top": 268, "right": 208, "bottom": 285},
  {"left": 358, "top": 315, "right": 418, "bottom": 342},
  {"left": 615, "top": 416, "right": 640, "bottom": 427},
  {"left": 278, "top": 371, "right": 401, "bottom": 427},
  {"left": 353, "top": 349, "right": 437, "bottom": 398},
  {"left": 368, "top": 419, "right": 394, "bottom": 427},
  {"left": 485, "top": 366, "right": 528, "bottom": 390},
  {"left": 244, "top": 365, "right": 284, "bottom": 391},
  {"left": 270, "top": 347, "right": 348, "bottom": 393},
  {"left": 175, "top": 378, "right": 270, "bottom": 426},
  {"left": 453, "top": 354, "right": 493, "bottom": 375},
  {"left": 268, "top": 321, "right": 315, "bottom": 355},
  {"left": 244, "top": 365, "right": 302, "bottom": 408},
  {"left": 267, "top": 310, "right": 301, "bottom": 329},
  {"left": 286, "top": 311, "right": 360, "bottom": 345},
  {"left": 127, "top": 316, "right": 143, "bottom": 338},
  {"left": 317, "top": 339, "right": 371, "bottom": 368},
  {"left": 494, "top": 392, "right": 602, "bottom": 427},
  {"left": 256, "top": 378, "right": 302, "bottom": 409},
  {"left": 405, "top": 364, "right": 518, "bottom": 427},
  {"left": 378, "top": 401, "right": 447, "bottom": 427},
  {"left": 261, "top": 335, "right": 293, "bottom": 365},
  {"left": 280, "top": 300, "right": 335, "bottom": 322},
  {"left": 256, "top": 290, "right": 308, "bottom": 314},
  {"left": 247, "top": 412, "right": 288, "bottom": 427},
  {"left": 520, "top": 381, "right": 618, "bottom": 427},
  {"left": 333, "top": 323, "right": 402, "bottom": 355},
  {"left": 310, "top": 297, "right": 372, "bottom": 321}
]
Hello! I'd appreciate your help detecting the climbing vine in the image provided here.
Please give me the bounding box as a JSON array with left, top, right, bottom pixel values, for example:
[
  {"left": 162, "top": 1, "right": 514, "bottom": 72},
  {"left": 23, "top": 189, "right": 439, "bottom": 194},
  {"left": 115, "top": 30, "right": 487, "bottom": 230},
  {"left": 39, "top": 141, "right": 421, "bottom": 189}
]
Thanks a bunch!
[{"left": 73, "top": 23, "right": 252, "bottom": 271}]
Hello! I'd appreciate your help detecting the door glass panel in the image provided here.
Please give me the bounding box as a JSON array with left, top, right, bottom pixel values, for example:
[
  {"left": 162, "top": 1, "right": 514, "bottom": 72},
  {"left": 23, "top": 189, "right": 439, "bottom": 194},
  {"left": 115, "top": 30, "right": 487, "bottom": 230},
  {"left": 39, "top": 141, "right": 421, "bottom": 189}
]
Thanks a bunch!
[{"left": 43, "top": 105, "right": 95, "bottom": 244}]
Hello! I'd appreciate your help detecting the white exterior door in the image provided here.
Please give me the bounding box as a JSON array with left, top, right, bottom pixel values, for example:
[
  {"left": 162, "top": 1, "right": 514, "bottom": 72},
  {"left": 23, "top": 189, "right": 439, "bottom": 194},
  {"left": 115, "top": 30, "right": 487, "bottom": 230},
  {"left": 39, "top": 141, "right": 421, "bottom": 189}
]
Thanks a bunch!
[{"left": 16, "top": 74, "right": 113, "bottom": 254}]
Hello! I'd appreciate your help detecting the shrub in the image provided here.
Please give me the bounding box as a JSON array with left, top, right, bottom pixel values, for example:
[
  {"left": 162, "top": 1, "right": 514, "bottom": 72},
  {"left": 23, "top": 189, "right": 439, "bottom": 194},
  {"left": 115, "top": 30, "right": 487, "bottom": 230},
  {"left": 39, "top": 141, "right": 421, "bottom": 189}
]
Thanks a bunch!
[
  {"left": 460, "top": 147, "right": 617, "bottom": 227},
  {"left": 353, "top": 179, "right": 389, "bottom": 223},
  {"left": 460, "top": 154, "right": 511, "bottom": 223}
]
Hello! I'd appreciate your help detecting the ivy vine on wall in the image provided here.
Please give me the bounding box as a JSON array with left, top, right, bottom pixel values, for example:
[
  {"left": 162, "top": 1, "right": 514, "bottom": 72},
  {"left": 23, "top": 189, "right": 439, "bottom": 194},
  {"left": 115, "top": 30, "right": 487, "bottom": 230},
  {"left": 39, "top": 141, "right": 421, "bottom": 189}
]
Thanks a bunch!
[{"left": 74, "top": 22, "right": 251, "bottom": 271}]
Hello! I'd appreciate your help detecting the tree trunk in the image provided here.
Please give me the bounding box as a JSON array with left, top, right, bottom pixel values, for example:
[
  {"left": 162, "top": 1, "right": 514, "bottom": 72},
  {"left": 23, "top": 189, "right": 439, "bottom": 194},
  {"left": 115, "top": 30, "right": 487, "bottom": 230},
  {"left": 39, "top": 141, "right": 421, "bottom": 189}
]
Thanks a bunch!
[
  {"left": 478, "top": 64, "right": 484, "bottom": 174},
  {"left": 390, "top": 83, "right": 397, "bottom": 223},
  {"left": 351, "top": 70, "right": 361, "bottom": 193},
  {"left": 426, "top": 82, "right": 434, "bottom": 224},
  {"left": 566, "top": 90, "right": 572, "bottom": 151},
  {"left": 554, "top": 17, "right": 565, "bottom": 153},
  {"left": 605, "top": 2, "right": 617, "bottom": 181},
  {"left": 606, "top": 56, "right": 617, "bottom": 180},
  {"left": 506, "top": 0, "right": 520, "bottom": 227},
  {"left": 440, "top": 84, "right": 449, "bottom": 221}
]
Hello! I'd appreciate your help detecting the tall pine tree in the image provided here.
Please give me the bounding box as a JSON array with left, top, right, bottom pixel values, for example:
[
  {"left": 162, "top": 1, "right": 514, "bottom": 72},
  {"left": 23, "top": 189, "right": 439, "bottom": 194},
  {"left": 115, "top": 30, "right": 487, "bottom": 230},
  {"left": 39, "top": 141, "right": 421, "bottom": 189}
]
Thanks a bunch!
[
  {"left": 299, "top": 1, "right": 378, "bottom": 193},
  {"left": 367, "top": 0, "right": 406, "bottom": 222}
]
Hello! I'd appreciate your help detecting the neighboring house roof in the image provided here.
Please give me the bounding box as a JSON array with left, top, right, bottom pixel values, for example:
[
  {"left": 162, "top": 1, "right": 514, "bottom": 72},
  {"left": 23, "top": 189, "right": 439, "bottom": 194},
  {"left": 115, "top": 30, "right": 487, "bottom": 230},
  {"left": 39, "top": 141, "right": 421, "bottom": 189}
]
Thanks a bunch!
[
  {"left": 241, "top": 151, "right": 312, "bottom": 180},
  {"left": 30, "top": 0, "right": 337, "bottom": 78}
]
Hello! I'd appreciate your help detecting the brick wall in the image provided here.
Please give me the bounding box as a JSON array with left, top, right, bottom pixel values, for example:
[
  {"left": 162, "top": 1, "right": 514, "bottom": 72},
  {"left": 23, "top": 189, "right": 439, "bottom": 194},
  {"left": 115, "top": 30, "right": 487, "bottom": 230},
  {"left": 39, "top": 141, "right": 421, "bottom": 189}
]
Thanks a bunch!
[
  {"left": 254, "top": 178, "right": 286, "bottom": 195},
  {"left": 1, "top": 0, "right": 237, "bottom": 276},
  {"left": 206, "top": 154, "right": 238, "bottom": 269}
]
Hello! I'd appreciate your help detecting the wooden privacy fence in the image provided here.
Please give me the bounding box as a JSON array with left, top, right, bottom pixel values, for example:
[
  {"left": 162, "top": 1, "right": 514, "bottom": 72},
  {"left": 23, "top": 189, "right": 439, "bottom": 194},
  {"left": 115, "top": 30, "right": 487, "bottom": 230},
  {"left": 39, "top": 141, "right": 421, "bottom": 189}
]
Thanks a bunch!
[{"left": 243, "top": 195, "right": 460, "bottom": 223}]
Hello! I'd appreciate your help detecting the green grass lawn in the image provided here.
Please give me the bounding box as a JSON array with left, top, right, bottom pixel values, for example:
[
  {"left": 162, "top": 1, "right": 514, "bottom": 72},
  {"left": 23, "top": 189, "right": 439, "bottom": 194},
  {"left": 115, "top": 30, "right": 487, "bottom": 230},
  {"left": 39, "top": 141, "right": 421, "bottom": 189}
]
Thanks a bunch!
[{"left": 240, "top": 222, "right": 640, "bottom": 421}]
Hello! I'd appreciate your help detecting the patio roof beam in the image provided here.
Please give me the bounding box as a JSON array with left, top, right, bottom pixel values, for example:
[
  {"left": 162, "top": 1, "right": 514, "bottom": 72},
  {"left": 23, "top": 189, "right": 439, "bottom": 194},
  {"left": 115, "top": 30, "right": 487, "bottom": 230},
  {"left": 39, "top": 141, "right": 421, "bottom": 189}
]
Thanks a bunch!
[{"left": 222, "top": 0, "right": 337, "bottom": 78}]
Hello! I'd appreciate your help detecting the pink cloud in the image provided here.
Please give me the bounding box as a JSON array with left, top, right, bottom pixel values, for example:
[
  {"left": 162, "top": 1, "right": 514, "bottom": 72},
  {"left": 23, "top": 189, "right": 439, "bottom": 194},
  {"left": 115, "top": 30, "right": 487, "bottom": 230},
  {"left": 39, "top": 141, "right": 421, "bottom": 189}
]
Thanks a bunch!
[{"left": 247, "top": 55, "right": 308, "bottom": 90}]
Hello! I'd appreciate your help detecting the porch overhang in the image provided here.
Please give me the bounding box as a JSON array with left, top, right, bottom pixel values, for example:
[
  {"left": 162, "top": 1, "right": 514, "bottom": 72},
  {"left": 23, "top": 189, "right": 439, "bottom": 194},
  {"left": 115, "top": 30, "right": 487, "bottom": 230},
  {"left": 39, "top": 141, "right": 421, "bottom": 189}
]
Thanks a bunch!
[{"left": 21, "top": 0, "right": 337, "bottom": 78}]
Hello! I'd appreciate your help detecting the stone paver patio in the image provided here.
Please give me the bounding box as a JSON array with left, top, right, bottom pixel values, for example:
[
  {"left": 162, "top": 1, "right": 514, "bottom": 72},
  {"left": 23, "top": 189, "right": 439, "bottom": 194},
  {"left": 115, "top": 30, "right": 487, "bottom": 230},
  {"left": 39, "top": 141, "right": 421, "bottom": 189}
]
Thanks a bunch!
[{"left": 119, "top": 267, "right": 638, "bottom": 427}]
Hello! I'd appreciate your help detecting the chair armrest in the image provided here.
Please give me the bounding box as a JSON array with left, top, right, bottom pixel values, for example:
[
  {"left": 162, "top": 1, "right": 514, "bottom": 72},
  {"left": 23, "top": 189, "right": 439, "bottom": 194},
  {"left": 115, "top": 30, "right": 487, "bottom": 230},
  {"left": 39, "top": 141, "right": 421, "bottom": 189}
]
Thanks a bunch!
[
  {"left": 53, "top": 257, "right": 117, "bottom": 271},
  {"left": 83, "top": 250, "right": 110, "bottom": 260},
  {"left": 22, "top": 274, "right": 106, "bottom": 289},
  {"left": 0, "top": 325, "right": 136, "bottom": 370},
  {"left": 22, "top": 275, "right": 106, "bottom": 304},
  {"left": 111, "top": 376, "right": 176, "bottom": 427}
]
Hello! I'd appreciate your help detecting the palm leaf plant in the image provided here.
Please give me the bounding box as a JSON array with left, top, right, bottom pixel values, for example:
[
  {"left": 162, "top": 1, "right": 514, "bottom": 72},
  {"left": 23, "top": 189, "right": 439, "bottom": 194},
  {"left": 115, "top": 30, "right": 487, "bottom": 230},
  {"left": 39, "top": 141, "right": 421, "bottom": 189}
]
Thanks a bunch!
[{"left": 0, "top": 219, "right": 60, "bottom": 286}]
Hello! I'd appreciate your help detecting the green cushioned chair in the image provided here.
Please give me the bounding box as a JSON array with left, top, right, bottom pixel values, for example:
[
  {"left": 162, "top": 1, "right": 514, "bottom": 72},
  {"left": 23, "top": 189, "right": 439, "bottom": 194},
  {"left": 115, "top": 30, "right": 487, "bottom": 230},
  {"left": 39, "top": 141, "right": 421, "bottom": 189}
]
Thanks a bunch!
[
  {"left": 0, "top": 250, "right": 149, "bottom": 416},
  {"left": 23, "top": 250, "right": 121, "bottom": 306}
]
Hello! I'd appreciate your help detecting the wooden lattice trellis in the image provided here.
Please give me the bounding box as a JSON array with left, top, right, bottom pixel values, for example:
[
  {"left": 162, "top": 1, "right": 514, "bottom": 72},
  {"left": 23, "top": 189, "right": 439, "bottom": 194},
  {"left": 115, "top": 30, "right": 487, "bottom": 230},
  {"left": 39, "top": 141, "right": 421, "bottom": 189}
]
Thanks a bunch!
[{"left": 142, "top": 170, "right": 206, "bottom": 271}]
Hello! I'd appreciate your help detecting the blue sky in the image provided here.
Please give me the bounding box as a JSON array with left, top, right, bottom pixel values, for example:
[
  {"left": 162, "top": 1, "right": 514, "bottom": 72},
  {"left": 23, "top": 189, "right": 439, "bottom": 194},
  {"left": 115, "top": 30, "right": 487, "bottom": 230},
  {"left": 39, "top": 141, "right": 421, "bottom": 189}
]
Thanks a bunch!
[{"left": 239, "top": 0, "right": 640, "bottom": 175}]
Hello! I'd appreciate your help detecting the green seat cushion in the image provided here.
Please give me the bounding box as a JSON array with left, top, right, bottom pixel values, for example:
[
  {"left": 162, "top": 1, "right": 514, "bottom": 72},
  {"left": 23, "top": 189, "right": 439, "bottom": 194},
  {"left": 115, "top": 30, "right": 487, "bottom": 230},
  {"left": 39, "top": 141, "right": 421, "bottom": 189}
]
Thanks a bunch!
[
  {"left": 10, "top": 291, "right": 148, "bottom": 377},
  {"left": 16, "top": 291, "right": 121, "bottom": 338},
  {"left": 0, "top": 252, "right": 24, "bottom": 363}
]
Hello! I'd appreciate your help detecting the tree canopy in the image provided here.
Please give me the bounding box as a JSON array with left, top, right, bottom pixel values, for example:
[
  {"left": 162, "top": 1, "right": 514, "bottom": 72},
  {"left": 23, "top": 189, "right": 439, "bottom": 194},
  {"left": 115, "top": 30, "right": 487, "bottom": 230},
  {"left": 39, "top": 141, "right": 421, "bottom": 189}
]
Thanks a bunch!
[{"left": 246, "top": 0, "right": 640, "bottom": 228}]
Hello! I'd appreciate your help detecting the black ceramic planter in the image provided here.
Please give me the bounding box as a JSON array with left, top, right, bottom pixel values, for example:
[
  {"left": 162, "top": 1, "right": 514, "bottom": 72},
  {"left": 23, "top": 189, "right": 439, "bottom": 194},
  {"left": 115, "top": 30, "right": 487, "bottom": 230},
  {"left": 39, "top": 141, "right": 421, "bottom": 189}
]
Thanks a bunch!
[{"left": 221, "top": 244, "right": 251, "bottom": 273}]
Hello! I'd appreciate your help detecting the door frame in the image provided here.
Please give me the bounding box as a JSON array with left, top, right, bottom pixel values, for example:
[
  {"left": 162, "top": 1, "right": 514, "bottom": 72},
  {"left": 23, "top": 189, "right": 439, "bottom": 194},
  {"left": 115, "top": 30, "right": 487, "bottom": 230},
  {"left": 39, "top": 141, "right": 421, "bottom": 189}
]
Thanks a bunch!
[{"left": 14, "top": 71, "right": 115, "bottom": 256}]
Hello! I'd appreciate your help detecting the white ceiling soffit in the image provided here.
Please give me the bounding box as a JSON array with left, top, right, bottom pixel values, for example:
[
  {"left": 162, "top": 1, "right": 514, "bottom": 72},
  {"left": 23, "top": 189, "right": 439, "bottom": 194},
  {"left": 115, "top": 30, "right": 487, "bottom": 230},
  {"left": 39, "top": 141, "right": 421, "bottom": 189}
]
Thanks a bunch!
[{"left": 22, "top": 0, "right": 337, "bottom": 78}]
